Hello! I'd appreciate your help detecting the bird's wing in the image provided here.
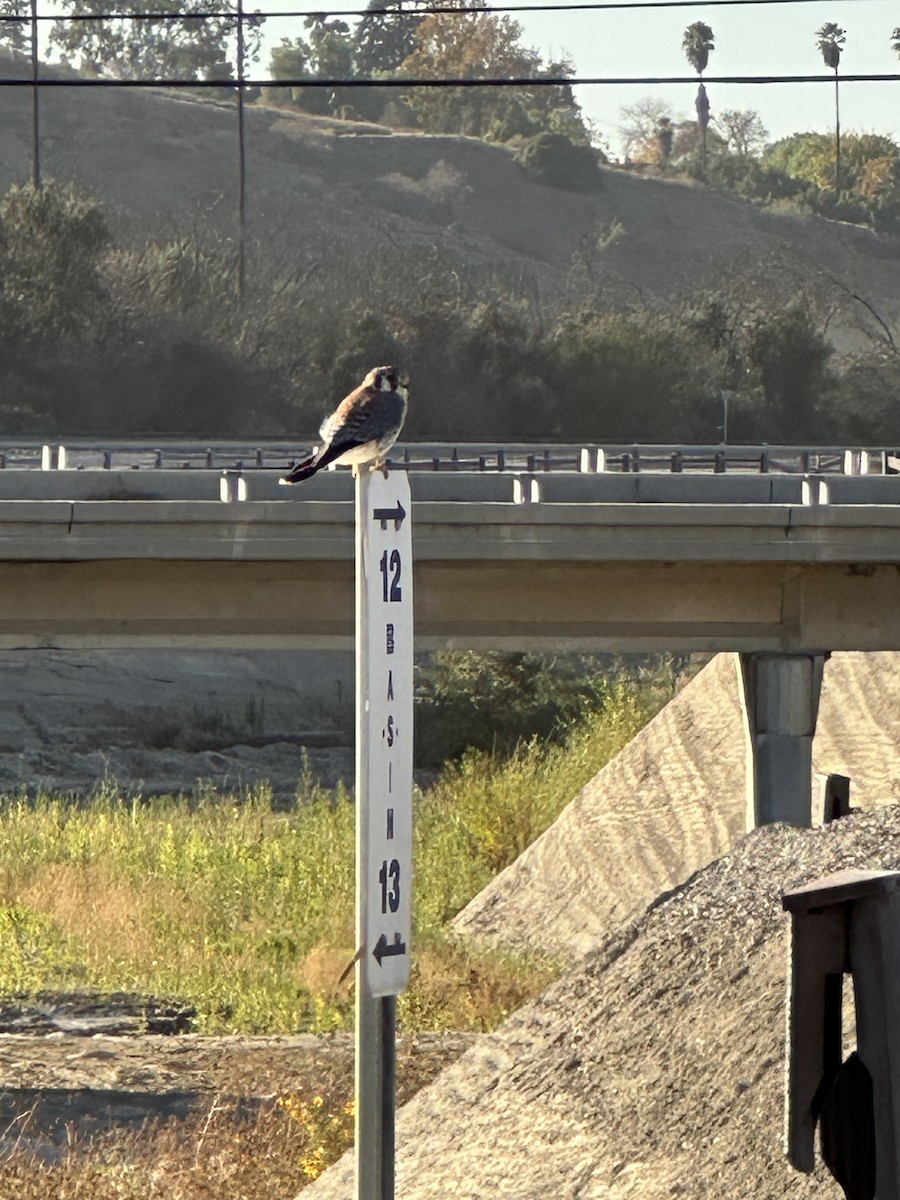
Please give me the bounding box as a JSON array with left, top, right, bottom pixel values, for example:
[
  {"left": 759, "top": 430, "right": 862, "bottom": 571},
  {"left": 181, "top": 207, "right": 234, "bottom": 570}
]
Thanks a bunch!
[{"left": 320, "top": 385, "right": 406, "bottom": 450}]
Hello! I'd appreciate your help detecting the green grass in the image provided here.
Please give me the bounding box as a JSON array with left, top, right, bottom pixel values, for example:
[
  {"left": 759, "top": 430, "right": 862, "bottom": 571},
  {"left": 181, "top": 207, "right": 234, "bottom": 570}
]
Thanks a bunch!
[{"left": 0, "top": 680, "right": 661, "bottom": 1034}]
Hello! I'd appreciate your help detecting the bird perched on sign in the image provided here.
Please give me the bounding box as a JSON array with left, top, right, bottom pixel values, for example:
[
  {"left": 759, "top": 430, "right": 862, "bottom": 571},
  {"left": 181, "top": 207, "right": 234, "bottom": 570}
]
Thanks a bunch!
[{"left": 280, "top": 365, "right": 409, "bottom": 484}]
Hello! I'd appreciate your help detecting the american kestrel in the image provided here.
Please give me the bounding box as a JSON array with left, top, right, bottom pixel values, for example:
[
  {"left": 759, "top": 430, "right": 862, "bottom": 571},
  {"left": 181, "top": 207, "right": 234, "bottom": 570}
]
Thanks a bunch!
[{"left": 280, "top": 365, "right": 409, "bottom": 484}]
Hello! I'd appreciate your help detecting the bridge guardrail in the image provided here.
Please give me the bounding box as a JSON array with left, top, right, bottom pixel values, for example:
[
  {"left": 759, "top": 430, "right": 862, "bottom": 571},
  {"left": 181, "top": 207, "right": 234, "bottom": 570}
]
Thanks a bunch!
[
  {"left": 0, "top": 441, "right": 897, "bottom": 477},
  {"left": 0, "top": 466, "right": 898, "bottom": 505}
]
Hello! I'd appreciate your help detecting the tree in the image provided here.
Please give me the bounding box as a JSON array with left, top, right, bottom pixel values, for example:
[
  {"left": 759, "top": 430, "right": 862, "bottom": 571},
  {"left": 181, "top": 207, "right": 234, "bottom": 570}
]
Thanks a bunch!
[
  {"left": 0, "top": 0, "right": 28, "bottom": 55},
  {"left": 683, "top": 22, "right": 714, "bottom": 170},
  {"left": 350, "top": 0, "right": 427, "bottom": 121},
  {"left": 353, "top": 0, "right": 425, "bottom": 74},
  {"left": 0, "top": 180, "right": 124, "bottom": 433},
  {"left": 893, "top": 27, "right": 900, "bottom": 58},
  {"left": 269, "top": 3, "right": 589, "bottom": 138},
  {"left": 764, "top": 131, "right": 899, "bottom": 193},
  {"left": 269, "top": 37, "right": 311, "bottom": 105},
  {"left": 682, "top": 20, "right": 714, "bottom": 74},
  {"left": 656, "top": 116, "right": 674, "bottom": 163},
  {"left": 671, "top": 118, "right": 725, "bottom": 162},
  {"left": 745, "top": 306, "right": 834, "bottom": 441},
  {"left": 396, "top": 12, "right": 587, "bottom": 142},
  {"left": 815, "top": 22, "right": 845, "bottom": 190},
  {"left": 270, "top": 16, "right": 369, "bottom": 116},
  {"left": 551, "top": 310, "right": 721, "bottom": 441},
  {"left": 714, "top": 108, "right": 768, "bottom": 156},
  {"left": 51, "top": 0, "right": 264, "bottom": 82},
  {"left": 619, "top": 97, "right": 677, "bottom": 162}
]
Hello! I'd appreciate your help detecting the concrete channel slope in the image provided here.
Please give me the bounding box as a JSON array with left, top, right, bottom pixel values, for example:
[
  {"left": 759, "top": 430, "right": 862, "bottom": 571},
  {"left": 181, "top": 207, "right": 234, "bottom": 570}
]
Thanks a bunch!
[
  {"left": 307, "top": 807, "right": 900, "bottom": 1200},
  {"left": 453, "top": 651, "right": 900, "bottom": 960}
]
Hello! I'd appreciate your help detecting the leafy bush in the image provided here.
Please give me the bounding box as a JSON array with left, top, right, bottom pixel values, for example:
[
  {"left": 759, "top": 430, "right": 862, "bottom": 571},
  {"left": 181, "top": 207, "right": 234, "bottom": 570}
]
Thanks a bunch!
[
  {"left": 764, "top": 131, "right": 900, "bottom": 194},
  {"left": 416, "top": 650, "right": 619, "bottom": 766},
  {"left": 744, "top": 305, "right": 837, "bottom": 441},
  {"left": 420, "top": 679, "right": 661, "bottom": 880},
  {"left": 516, "top": 132, "right": 602, "bottom": 191},
  {"left": 0, "top": 180, "right": 115, "bottom": 358},
  {"left": 552, "top": 309, "right": 723, "bottom": 442},
  {"left": 698, "top": 153, "right": 805, "bottom": 202}
]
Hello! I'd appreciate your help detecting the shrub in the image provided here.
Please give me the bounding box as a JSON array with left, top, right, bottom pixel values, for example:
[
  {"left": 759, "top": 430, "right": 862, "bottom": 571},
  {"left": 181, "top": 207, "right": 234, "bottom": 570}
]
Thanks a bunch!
[
  {"left": 415, "top": 650, "right": 615, "bottom": 766},
  {"left": 515, "top": 132, "right": 602, "bottom": 191},
  {"left": 744, "top": 305, "right": 837, "bottom": 442},
  {"left": 0, "top": 180, "right": 115, "bottom": 356},
  {"left": 420, "top": 679, "right": 662, "bottom": 879},
  {"left": 698, "top": 153, "right": 805, "bottom": 202},
  {"left": 551, "top": 309, "right": 723, "bottom": 442}
]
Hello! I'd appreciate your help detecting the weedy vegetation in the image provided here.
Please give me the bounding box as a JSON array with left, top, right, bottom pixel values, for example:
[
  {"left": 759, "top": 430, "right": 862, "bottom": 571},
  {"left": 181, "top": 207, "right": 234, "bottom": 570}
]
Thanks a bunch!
[
  {"left": 0, "top": 674, "right": 664, "bottom": 1036},
  {"left": 0, "top": 661, "right": 671, "bottom": 1193}
]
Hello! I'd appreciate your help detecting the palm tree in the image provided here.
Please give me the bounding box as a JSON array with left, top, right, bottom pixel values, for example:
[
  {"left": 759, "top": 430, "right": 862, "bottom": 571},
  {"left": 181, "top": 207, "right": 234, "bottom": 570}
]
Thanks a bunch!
[
  {"left": 682, "top": 20, "right": 714, "bottom": 74},
  {"left": 683, "top": 22, "right": 714, "bottom": 172},
  {"left": 816, "top": 22, "right": 845, "bottom": 191}
]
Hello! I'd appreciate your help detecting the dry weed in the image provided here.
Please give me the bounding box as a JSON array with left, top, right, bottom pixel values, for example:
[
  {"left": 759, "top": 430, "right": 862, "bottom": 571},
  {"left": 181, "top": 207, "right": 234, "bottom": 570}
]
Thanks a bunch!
[
  {"left": 0, "top": 1091, "right": 343, "bottom": 1199},
  {"left": 20, "top": 863, "right": 174, "bottom": 966},
  {"left": 400, "top": 939, "right": 557, "bottom": 1031},
  {"left": 297, "top": 943, "right": 356, "bottom": 1009}
]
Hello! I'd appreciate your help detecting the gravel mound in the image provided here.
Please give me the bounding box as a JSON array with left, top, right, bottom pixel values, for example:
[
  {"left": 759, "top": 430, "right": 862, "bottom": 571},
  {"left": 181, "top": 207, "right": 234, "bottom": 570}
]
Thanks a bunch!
[
  {"left": 454, "top": 651, "right": 900, "bottom": 960},
  {"left": 309, "top": 806, "right": 900, "bottom": 1199}
]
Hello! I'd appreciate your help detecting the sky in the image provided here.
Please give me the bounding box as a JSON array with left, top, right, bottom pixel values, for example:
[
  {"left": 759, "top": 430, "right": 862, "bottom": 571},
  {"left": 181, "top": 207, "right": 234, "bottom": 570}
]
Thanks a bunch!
[
  {"left": 256, "top": 0, "right": 900, "bottom": 157},
  {"left": 508, "top": 0, "right": 900, "bottom": 156}
]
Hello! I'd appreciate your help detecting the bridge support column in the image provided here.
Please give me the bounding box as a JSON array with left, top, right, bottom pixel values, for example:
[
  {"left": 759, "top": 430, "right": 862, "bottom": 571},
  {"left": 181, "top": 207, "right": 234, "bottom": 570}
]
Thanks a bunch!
[{"left": 739, "top": 652, "right": 826, "bottom": 830}]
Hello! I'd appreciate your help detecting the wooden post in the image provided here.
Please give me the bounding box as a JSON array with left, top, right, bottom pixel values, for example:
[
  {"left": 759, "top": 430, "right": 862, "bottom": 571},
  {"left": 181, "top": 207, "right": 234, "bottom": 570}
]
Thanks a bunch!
[
  {"left": 783, "top": 869, "right": 900, "bottom": 1196},
  {"left": 812, "top": 773, "right": 851, "bottom": 827}
]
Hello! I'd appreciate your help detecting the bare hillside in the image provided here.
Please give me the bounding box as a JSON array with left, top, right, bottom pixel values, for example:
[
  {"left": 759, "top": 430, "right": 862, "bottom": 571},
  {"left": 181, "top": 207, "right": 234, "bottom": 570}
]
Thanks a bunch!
[
  {"left": 306, "top": 807, "right": 900, "bottom": 1200},
  {"left": 454, "top": 651, "right": 900, "bottom": 959},
  {"left": 0, "top": 71, "right": 896, "bottom": 345}
]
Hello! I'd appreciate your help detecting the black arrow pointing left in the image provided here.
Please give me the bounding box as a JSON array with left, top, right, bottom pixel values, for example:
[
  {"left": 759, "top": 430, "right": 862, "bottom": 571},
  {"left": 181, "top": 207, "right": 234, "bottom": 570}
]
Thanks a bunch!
[
  {"left": 373, "top": 501, "right": 406, "bottom": 531},
  {"left": 372, "top": 933, "right": 407, "bottom": 965}
]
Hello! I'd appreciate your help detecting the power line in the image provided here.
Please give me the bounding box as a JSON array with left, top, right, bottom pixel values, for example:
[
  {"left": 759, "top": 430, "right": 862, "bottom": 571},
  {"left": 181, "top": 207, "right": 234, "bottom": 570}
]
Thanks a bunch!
[
  {"left": 0, "top": 72, "right": 897, "bottom": 86},
  {"left": 2, "top": 0, "right": 887, "bottom": 20}
]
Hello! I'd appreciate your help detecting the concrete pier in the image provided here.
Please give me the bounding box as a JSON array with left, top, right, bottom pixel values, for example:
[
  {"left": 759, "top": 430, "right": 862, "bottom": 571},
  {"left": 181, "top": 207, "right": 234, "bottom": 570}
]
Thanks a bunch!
[{"left": 739, "top": 653, "right": 826, "bottom": 828}]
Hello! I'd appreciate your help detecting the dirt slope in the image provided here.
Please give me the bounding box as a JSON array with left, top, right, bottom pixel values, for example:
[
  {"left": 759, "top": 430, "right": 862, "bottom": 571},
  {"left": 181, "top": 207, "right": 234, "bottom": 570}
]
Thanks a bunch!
[
  {"left": 0, "top": 648, "right": 354, "bottom": 798},
  {"left": 454, "top": 651, "right": 900, "bottom": 960},
  {"left": 0, "top": 66, "right": 896, "bottom": 343},
  {"left": 307, "top": 806, "right": 900, "bottom": 1200}
]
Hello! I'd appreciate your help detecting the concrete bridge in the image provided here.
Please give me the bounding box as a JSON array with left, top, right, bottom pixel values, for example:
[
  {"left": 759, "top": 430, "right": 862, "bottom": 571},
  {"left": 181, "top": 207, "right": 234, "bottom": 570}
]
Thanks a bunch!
[{"left": 4, "top": 439, "right": 900, "bottom": 828}]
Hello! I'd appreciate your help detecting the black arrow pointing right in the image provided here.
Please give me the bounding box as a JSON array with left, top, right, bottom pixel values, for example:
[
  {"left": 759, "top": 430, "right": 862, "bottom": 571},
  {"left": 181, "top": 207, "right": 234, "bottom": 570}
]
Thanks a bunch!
[{"left": 373, "top": 501, "right": 406, "bottom": 531}]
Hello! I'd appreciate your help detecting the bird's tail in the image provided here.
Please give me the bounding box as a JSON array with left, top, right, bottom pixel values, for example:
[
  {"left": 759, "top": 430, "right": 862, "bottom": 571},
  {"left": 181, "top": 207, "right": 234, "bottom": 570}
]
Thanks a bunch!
[
  {"left": 279, "top": 455, "right": 320, "bottom": 484},
  {"left": 279, "top": 442, "right": 344, "bottom": 484}
]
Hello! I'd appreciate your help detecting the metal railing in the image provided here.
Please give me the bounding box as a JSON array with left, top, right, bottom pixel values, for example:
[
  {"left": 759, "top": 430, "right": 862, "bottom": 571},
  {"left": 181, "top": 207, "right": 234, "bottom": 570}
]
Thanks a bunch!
[{"left": 11, "top": 441, "right": 900, "bottom": 476}]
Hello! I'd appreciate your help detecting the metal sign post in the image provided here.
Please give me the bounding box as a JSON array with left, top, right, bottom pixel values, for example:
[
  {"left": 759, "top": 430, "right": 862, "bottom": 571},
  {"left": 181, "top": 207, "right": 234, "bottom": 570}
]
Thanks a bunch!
[{"left": 355, "top": 468, "right": 413, "bottom": 1200}]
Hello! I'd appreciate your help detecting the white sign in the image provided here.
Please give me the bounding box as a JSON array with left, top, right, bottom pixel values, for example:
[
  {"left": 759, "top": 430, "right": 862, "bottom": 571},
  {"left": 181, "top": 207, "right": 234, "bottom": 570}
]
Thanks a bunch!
[{"left": 356, "top": 469, "right": 413, "bottom": 997}]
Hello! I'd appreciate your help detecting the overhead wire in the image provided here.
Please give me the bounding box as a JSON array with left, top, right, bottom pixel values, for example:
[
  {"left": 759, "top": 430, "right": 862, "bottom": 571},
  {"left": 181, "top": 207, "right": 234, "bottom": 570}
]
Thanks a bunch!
[
  {"left": 9, "top": 0, "right": 894, "bottom": 93},
  {"left": 3, "top": 0, "right": 893, "bottom": 20},
  {"left": 0, "top": 72, "right": 896, "bottom": 86}
]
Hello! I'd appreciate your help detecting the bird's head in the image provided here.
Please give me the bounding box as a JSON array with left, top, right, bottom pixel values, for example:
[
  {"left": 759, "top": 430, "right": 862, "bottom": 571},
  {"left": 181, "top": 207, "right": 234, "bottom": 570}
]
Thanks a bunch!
[{"left": 371, "top": 365, "right": 409, "bottom": 400}]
